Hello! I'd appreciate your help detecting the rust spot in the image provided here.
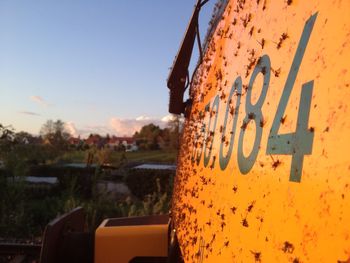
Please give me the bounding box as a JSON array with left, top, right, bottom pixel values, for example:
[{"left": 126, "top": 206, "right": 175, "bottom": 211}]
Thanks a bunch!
[
  {"left": 233, "top": 186, "right": 238, "bottom": 192},
  {"left": 231, "top": 206, "right": 237, "bottom": 214},
  {"left": 210, "top": 155, "right": 216, "bottom": 169},
  {"left": 216, "top": 69, "right": 223, "bottom": 81},
  {"left": 230, "top": 106, "right": 236, "bottom": 115},
  {"left": 293, "top": 258, "right": 300, "bottom": 263},
  {"left": 250, "top": 251, "right": 261, "bottom": 262},
  {"left": 309, "top": 127, "right": 315, "bottom": 132},
  {"left": 272, "top": 67, "right": 281, "bottom": 77},
  {"left": 211, "top": 233, "right": 216, "bottom": 243},
  {"left": 282, "top": 241, "right": 295, "bottom": 253},
  {"left": 286, "top": 0, "right": 292, "bottom": 5},
  {"left": 221, "top": 221, "right": 226, "bottom": 231},
  {"left": 248, "top": 112, "right": 256, "bottom": 119},
  {"left": 280, "top": 115, "right": 287, "bottom": 124},
  {"left": 272, "top": 158, "right": 281, "bottom": 170},
  {"left": 241, "top": 14, "right": 252, "bottom": 28},
  {"left": 259, "top": 118, "right": 266, "bottom": 128},
  {"left": 260, "top": 38, "right": 265, "bottom": 49},
  {"left": 220, "top": 92, "right": 226, "bottom": 100},
  {"left": 247, "top": 201, "right": 256, "bottom": 212},
  {"left": 277, "top": 33, "right": 289, "bottom": 49},
  {"left": 242, "top": 218, "right": 249, "bottom": 227},
  {"left": 257, "top": 216, "right": 264, "bottom": 223},
  {"left": 241, "top": 120, "right": 248, "bottom": 130},
  {"left": 249, "top": 26, "right": 255, "bottom": 36}
]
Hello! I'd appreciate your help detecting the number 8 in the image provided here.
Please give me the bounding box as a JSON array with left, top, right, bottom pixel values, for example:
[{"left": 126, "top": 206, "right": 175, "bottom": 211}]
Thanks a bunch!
[{"left": 237, "top": 55, "right": 271, "bottom": 174}]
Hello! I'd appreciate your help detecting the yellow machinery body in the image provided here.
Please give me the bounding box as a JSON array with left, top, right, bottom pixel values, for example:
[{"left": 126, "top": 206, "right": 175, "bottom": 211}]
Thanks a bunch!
[
  {"left": 94, "top": 216, "right": 168, "bottom": 263},
  {"left": 172, "top": 0, "right": 350, "bottom": 262}
]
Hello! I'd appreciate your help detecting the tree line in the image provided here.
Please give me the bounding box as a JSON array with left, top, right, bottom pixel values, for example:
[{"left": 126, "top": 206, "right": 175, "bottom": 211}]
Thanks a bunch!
[{"left": 0, "top": 116, "right": 182, "bottom": 156}]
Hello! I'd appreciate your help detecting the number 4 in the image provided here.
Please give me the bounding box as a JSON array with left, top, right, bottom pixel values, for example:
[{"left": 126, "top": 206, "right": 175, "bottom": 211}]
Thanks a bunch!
[{"left": 266, "top": 13, "right": 318, "bottom": 182}]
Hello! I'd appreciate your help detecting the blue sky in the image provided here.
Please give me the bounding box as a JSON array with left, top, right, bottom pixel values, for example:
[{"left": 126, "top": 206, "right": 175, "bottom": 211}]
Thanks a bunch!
[{"left": 0, "top": 0, "right": 216, "bottom": 136}]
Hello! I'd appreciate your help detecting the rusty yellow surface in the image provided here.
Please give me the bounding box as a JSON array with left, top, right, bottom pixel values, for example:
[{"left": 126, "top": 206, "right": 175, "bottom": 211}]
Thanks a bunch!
[
  {"left": 173, "top": 0, "right": 350, "bottom": 262},
  {"left": 95, "top": 220, "right": 168, "bottom": 263}
]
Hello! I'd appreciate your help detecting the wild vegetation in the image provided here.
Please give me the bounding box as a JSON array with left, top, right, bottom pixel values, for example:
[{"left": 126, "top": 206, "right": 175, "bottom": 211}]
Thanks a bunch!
[{"left": 0, "top": 119, "right": 180, "bottom": 240}]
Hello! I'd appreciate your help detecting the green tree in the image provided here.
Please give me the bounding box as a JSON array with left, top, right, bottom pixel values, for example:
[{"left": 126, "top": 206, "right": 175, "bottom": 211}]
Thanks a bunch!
[
  {"left": 166, "top": 114, "right": 182, "bottom": 150},
  {"left": 40, "top": 119, "right": 70, "bottom": 151},
  {"left": 133, "top": 123, "right": 161, "bottom": 150},
  {"left": 0, "top": 124, "right": 15, "bottom": 155},
  {"left": 14, "top": 131, "right": 34, "bottom": 144}
]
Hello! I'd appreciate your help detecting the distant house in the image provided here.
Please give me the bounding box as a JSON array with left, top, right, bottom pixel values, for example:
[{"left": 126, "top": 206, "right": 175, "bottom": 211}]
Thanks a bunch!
[
  {"left": 107, "top": 136, "right": 138, "bottom": 151},
  {"left": 68, "top": 137, "right": 81, "bottom": 146},
  {"left": 85, "top": 134, "right": 103, "bottom": 148},
  {"left": 133, "top": 164, "right": 176, "bottom": 170},
  {"left": 107, "top": 136, "right": 120, "bottom": 148}
]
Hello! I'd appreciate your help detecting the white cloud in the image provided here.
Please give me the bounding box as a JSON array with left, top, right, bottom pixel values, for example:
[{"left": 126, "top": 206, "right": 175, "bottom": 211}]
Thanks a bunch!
[
  {"left": 109, "top": 117, "right": 157, "bottom": 136},
  {"left": 65, "top": 114, "right": 179, "bottom": 138},
  {"left": 65, "top": 122, "right": 113, "bottom": 138},
  {"left": 161, "top": 114, "right": 178, "bottom": 123},
  {"left": 65, "top": 122, "right": 78, "bottom": 137},
  {"left": 135, "top": 116, "right": 151, "bottom": 121},
  {"left": 30, "top": 96, "right": 50, "bottom": 107}
]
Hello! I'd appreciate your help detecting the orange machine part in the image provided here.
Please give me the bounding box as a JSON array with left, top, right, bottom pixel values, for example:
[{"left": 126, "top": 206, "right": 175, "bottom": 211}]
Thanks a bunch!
[
  {"left": 173, "top": 0, "right": 350, "bottom": 262},
  {"left": 95, "top": 217, "right": 168, "bottom": 263}
]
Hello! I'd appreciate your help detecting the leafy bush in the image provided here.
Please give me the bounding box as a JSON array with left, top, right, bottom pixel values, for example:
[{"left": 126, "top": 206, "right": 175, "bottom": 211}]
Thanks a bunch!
[
  {"left": 125, "top": 168, "right": 175, "bottom": 199},
  {"left": 27, "top": 165, "right": 95, "bottom": 198}
]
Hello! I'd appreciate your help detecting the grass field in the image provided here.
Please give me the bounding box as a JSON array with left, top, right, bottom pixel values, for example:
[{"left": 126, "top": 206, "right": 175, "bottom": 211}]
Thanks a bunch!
[{"left": 61, "top": 149, "right": 178, "bottom": 165}]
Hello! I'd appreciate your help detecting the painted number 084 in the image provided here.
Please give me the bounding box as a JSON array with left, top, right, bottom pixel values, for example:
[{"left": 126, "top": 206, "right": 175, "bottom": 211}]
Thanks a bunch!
[
  {"left": 209, "top": 13, "right": 318, "bottom": 182},
  {"left": 238, "top": 13, "right": 317, "bottom": 182}
]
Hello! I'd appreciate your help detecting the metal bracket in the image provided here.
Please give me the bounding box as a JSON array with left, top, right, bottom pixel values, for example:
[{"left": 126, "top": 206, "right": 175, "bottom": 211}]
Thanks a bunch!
[{"left": 167, "top": 0, "right": 204, "bottom": 115}]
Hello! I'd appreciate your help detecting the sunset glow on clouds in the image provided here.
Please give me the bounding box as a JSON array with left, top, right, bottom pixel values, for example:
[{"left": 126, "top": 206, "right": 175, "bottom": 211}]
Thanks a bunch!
[{"left": 64, "top": 114, "right": 175, "bottom": 138}]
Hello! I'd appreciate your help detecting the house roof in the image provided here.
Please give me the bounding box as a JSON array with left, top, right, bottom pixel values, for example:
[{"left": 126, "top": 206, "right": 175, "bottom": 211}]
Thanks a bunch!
[
  {"left": 68, "top": 137, "right": 80, "bottom": 144},
  {"left": 108, "top": 137, "right": 134, "bottom": 144},
  {"left": 85, "top": 135, "right": 101, "bottom": 145},
  {"left": 133, "top": 164, "right": 176, "bottom": 171}
]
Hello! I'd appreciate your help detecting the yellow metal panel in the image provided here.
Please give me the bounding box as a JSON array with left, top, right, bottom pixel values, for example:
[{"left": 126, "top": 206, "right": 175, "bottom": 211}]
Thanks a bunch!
[
  {"left": 95, "top": 221, "right": 168, "bottom": 263},
  {"left": 173, "top": 0, "right": 350, "bottom": 262}
]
